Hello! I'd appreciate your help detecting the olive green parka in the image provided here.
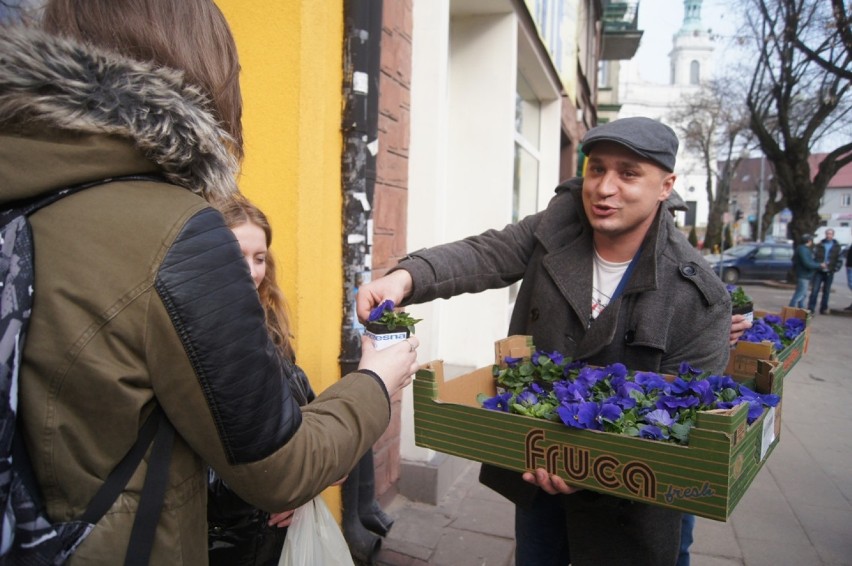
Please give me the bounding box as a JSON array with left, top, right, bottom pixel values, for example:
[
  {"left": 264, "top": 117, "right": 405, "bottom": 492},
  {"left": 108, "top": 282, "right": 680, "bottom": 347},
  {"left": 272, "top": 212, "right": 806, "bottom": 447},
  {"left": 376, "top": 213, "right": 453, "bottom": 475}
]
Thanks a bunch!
[{"left": 1, "top": 27, "right": 388, "bottom": 565}]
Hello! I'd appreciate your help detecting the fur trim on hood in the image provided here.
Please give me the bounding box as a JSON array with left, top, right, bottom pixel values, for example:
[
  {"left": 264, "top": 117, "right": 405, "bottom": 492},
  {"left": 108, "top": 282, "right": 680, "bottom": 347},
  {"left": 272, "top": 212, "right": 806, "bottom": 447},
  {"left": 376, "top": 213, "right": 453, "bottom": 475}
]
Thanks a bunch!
[{"left": 0, "top": 25, "right": 239, "bottom": 200}]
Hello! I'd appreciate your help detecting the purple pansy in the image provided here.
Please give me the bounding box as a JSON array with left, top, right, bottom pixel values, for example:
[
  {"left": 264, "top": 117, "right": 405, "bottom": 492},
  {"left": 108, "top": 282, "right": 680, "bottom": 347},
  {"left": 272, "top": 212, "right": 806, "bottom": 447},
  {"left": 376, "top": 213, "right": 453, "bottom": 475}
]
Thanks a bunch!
[
  {"left": 503, "top": 356, "right": 523, "bottom": 367},
  {"left": 557, "top": 402, "right": 586, "bottom": 429},
  {"left": 678, "top": 361, "right": 703, "bottom": 377},
  {"left": 368, "top": 299, "right": 395, "bottom": 322},
  {"left": 643, "top": 409, "right": 675, "bottom": 428},
  {"left": 533, "top": 350, "right": 565, "bottom": 366},
  {"left": 656, "top": 395, "right": 699, "bottom": 412},
  {"left": 638, "top": 424, "right": 668, "bottom": 440},
  {"left": 634, "top": 371, "right": 670, "bottom": 393},
  {"left": 516, "top": 388, "right": 538, "bottom": 406},
  {"left": 688, "top": 379, "right": 716, "bottom": 405},
  {"left": 575, "top": 401, "right": 623, "bottom": 431},
  {"left": 763, "top": 314, "right": 782, "bottom": 325},
  {"left": 482, "top": 391, "right": 513, "bottom": 412},
  {"left": 575, "top": 366, "right": 607, "bottom": 388}
]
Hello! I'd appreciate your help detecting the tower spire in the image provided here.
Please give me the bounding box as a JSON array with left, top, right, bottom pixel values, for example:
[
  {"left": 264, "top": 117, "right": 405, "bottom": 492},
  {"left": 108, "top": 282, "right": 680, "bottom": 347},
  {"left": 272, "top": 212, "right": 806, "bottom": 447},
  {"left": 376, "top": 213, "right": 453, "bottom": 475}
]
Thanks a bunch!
[{"left": 680, "top": 0, "right": 703, "bottom": 33}]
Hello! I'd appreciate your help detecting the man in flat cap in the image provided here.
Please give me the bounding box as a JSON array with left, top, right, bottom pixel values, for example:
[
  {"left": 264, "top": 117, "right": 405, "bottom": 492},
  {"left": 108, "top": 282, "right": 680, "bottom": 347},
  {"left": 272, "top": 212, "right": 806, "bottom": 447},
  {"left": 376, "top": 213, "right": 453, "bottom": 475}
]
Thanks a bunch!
[{"left": 356, "top": 116, "right": 731, "bottom": 565}]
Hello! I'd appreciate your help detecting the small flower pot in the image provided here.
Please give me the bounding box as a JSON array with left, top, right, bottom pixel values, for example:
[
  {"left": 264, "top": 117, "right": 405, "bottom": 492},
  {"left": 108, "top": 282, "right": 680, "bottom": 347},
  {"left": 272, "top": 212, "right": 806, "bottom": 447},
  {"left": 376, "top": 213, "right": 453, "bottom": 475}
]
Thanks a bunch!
[
  {"left": 732, "top": 302, "right": 754, "bottom": 324},
  {"left": 364, "top": 322, "right": 410, "bottom": 351}
]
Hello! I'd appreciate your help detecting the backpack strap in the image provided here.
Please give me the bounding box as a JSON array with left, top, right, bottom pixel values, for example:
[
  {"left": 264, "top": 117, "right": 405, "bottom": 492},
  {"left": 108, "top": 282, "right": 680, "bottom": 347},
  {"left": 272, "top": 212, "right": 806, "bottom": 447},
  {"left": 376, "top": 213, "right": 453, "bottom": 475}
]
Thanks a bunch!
[
  {"left": 79, "top": 408, "right": 167, "bottom": 525},
  {"left": 123, "top": 413, "right": 175, "bottom": 566},
  {"left": 80, "top": 407, "right": 174, "bottom": 566},
  {"left": 10, "top": 407, "right": 174, "bottom": 565},
  {"left": 9, "top": 172, "right": 173, "bottom": 565},
  {"left": 5, "top": 174, "right": 166, "bottom": 218}
]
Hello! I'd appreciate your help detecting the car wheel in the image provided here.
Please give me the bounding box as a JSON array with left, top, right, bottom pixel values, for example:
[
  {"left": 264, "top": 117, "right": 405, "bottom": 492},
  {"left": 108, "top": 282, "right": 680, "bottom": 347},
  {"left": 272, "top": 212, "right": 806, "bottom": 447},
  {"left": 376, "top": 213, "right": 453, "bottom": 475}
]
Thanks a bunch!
[{"left": 722, "top": 268, "right": 739, "bottom": 284}]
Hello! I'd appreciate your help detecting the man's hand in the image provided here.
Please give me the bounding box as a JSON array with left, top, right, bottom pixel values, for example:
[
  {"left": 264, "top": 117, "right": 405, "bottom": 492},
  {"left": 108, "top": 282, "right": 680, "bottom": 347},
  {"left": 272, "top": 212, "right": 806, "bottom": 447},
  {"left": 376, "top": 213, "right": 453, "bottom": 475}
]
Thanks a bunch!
[
  {"left": 522, "top": 468, "right": 582, "bottom": 495},
  {"left": 730, "top": 314, "right": 752, "bottom": 345},
  {"left": 355, "top": 270, "right": 414, "bottom": 323}
]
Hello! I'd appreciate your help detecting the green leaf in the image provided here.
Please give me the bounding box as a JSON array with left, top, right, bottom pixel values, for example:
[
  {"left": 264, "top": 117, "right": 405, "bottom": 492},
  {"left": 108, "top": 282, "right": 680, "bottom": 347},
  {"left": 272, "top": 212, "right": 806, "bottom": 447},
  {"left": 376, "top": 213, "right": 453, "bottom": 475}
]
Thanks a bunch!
[
  {"left": 512, "top": 404, "right": 531, "bottom": 416},
  {"left": 670, "top": 421, "right": 693, "bottom": 443}
]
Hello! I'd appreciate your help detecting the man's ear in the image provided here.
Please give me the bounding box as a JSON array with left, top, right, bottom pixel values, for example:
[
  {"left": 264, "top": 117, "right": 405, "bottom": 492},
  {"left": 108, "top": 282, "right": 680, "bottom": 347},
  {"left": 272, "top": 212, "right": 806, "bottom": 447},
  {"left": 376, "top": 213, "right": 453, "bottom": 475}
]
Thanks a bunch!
[{"left": 658, "top": 173, "right": 676, "bottom": 202}]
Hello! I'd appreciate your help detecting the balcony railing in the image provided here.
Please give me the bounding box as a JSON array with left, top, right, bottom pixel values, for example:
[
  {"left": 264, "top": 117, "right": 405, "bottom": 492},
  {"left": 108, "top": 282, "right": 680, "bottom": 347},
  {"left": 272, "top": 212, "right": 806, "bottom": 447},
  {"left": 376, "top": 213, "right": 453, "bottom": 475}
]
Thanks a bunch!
[{"left": 601, "top": 0, "right": 642, "bottom": 60}]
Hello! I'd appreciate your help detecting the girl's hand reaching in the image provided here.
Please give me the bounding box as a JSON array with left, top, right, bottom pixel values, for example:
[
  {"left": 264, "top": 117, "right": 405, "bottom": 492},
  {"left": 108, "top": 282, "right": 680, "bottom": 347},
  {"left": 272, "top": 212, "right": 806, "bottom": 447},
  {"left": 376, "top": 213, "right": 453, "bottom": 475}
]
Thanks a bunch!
[{"left": 358, "top": 335, "right": 419, "bottom": 398}]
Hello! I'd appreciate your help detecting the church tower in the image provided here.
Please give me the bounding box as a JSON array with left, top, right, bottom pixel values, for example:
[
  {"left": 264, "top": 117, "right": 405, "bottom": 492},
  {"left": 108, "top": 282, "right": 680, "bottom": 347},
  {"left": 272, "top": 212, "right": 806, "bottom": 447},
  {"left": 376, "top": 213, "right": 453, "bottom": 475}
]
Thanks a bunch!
[{"left": 669, "top": 0, "right": 715, "bottom": 85}]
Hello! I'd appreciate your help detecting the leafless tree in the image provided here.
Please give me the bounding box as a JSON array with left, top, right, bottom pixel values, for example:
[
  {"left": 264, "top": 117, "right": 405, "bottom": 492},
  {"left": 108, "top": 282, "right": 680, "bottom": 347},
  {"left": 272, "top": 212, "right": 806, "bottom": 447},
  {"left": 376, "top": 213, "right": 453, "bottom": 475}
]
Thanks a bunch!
[
  {"left": 669, "top": 80, "right": 754, "bottom": 251},
  {"left": 744, "top": 0, "right": 852, "bottom": 245}
]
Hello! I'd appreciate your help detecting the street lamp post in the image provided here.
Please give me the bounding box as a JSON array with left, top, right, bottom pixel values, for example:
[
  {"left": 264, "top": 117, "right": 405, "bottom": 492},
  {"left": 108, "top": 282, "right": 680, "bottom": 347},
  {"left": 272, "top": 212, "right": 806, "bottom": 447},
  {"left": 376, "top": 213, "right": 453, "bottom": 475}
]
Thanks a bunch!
[{"left": 757, "top": 155, "right": 765, "bottom": 241}]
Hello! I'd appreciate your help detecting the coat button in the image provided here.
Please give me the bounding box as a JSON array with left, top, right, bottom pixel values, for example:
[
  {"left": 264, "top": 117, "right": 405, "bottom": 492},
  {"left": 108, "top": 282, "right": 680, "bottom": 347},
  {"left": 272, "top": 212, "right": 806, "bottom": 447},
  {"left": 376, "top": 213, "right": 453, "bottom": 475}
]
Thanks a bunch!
[
  {"left": 530, "top": 308, "right": 540, "bottom": 321},
  {"left": 682, "top": 264, "right": 696, "bottom": 276},
  {"left": 624, "top": 330, "right": 635, "bottom": 344}
]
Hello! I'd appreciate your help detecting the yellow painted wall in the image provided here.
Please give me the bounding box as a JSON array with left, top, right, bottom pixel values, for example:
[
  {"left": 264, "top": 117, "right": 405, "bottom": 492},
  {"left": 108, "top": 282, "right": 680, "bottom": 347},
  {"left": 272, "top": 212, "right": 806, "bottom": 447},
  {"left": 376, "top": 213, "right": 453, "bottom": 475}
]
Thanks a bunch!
[{"left": 217, "top": 0, "right": 345, "bottom": 515}]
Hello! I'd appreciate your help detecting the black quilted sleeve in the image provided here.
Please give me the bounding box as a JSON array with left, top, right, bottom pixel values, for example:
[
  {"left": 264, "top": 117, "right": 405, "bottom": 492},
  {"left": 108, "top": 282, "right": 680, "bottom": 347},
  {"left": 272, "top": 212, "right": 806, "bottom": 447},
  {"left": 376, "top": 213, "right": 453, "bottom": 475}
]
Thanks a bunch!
[{"left": 155, "top": 207, "right": 301, "bottom": 464}]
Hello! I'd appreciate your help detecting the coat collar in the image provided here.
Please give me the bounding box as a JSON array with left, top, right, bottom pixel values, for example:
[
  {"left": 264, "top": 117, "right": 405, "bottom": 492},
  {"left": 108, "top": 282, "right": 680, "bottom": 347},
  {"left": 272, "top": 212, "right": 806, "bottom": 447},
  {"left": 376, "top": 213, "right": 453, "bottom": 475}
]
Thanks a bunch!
[{"left": 0, "top": 26, "right": 238, "bottom": 202}]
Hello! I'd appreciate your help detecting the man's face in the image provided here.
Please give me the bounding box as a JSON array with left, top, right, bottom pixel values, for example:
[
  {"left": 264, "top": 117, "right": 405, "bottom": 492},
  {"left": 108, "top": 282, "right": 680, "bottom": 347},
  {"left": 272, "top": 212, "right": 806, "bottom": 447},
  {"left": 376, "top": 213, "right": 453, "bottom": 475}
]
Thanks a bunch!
[
  {"left": 826, "top": 229, "right": 835, "bottom": 241},
  {"left": 582, "top": 142, "right": 675, "bottom": 242}
]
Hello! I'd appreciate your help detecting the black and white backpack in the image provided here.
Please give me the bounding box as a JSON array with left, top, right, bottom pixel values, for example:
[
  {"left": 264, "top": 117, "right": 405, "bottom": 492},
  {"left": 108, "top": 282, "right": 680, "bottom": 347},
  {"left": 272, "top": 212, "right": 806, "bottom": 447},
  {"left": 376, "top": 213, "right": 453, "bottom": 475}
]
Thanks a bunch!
[{"left": 0, "top": 177, "right": 172, "bottom": 566}]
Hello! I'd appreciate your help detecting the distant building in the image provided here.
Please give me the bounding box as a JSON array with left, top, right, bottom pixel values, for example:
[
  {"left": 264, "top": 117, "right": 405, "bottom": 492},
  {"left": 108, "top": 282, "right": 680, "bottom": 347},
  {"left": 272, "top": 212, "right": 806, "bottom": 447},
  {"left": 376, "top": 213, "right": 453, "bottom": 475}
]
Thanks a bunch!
[
  {"left": 726, "top": 154, "right": 852, "bottom": 241},
  {"left": 604, "top": 0, "right": 717, "bottom": 229}
]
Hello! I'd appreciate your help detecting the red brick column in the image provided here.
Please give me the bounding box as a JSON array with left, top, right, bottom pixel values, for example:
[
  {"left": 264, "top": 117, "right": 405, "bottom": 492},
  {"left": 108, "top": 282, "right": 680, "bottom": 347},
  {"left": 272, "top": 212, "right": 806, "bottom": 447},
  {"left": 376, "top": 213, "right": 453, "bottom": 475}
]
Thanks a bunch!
[{"left": 372, "top": 0, "right": 412, "bottom": 503}]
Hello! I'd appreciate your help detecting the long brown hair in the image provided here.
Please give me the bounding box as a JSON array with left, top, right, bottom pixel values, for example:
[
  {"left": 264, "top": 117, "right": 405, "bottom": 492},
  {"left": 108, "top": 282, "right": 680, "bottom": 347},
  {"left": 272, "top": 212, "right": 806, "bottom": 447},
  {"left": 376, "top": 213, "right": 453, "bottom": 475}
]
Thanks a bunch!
[
  {"left": 41, "top": 0, "right": 244, "bottom": 161},
  {"left": 217, "top": 196, "right": 294, "bottom": 361}
]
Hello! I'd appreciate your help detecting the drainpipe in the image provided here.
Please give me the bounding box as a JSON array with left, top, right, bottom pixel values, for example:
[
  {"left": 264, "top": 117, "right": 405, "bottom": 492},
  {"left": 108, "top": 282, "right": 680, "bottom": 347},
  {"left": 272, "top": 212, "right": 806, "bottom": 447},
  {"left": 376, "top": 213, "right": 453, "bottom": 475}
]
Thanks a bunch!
[{"left": 340, "top": 0, "right": 386, "bottom": 563}]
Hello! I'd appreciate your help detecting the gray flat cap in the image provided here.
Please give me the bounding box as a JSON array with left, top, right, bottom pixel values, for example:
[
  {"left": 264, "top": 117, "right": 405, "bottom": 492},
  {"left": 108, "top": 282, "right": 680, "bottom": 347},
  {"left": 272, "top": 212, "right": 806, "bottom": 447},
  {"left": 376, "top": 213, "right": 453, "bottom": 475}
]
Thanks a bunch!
[{"left": 581, "top": 116, "right": 679, "bottom": 172}]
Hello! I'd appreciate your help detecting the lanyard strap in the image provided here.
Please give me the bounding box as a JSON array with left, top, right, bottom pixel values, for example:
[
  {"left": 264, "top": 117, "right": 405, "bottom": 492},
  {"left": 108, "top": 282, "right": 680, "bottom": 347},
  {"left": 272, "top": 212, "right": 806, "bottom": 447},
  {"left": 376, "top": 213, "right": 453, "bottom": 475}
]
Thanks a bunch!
[
  {"left": 610, "top": 245, "right": 643, "bottom": 304},
  {"left": 588, "top": 244, "right": 644, "bottom": 328}
]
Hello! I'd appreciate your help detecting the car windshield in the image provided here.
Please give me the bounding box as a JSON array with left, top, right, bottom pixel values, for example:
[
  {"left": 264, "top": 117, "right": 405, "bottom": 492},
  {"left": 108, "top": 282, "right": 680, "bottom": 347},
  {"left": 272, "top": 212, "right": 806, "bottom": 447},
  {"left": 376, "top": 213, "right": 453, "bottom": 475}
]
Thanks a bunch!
[{"left": 723, "top": 245, "right": 757, "bottom": 258}]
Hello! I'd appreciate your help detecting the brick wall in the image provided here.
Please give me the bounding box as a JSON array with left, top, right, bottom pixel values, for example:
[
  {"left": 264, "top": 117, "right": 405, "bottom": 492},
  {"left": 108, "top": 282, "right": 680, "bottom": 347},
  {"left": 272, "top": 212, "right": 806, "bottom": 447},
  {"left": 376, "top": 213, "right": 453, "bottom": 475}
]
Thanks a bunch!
[{"left": 372, "top": 0, "right": 412, "bottom": 502}]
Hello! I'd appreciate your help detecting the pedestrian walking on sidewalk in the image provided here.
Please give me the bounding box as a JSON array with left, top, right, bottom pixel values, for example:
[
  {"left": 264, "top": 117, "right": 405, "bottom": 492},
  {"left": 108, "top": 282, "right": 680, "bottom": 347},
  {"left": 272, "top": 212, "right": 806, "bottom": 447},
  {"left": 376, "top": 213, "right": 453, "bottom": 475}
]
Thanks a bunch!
[
  {"left": 789, "top": 234, "right": 822, "bottom": 308},
  {"left": 845, "top": 244, "right": 852, "bottom": 311},
  {"left": 808, "top": 228, "right": 844, "bottom": 314}
]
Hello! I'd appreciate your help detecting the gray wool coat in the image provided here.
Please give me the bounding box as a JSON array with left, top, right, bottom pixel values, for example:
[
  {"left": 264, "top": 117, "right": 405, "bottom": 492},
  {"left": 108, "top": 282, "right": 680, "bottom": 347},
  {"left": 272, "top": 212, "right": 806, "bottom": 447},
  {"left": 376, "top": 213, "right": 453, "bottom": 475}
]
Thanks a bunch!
[{"left": 397, "top": 177, "right": 731, "bottom": 565}]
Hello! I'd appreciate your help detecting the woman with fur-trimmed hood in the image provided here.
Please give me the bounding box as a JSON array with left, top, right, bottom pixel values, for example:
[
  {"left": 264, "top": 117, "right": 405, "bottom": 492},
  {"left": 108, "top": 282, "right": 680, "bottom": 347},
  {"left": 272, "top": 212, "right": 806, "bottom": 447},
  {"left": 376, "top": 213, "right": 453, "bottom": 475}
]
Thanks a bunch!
[{"left": 0, "top": 1, "right": 419, "bottom": 563}]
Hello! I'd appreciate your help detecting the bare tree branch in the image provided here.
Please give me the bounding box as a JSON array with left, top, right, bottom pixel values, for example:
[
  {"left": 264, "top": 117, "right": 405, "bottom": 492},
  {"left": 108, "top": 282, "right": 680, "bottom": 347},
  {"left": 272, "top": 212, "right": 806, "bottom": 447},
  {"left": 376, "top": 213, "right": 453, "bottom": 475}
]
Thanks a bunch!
[{"left": 791, "top": 0, "right": 852, "bottom": 79}]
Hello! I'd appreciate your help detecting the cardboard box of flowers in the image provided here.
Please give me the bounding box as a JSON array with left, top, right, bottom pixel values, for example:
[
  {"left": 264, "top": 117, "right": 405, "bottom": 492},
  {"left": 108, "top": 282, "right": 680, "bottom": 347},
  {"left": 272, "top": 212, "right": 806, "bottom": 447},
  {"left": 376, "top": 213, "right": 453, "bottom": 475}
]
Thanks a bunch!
[
  {"left": 725, "top": 306, "right": 809, "bottom": 383},
  {"left": 413, "top": 336, "right": 784, "bottom": 521}
]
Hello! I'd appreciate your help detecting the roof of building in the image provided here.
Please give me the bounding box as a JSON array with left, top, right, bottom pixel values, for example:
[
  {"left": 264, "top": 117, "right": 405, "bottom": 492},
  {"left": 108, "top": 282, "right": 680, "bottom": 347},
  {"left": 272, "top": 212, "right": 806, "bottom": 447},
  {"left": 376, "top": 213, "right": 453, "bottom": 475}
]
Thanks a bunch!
[{"left": 725, "top": 153, "right": 852, "bottom": 193}]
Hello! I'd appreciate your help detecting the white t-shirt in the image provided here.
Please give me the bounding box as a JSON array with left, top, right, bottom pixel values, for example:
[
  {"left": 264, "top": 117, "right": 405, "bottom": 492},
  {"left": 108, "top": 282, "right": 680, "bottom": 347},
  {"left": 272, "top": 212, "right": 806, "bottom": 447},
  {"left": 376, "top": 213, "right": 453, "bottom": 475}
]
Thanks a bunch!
[{"left": 591, "top": 250, "right": 631, "bottom": 320}]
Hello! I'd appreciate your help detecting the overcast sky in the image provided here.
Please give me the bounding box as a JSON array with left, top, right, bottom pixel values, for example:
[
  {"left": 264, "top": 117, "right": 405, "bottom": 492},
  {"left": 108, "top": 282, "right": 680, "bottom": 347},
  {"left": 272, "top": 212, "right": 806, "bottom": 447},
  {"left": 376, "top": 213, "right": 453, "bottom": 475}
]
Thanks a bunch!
[{"left": 632, "top": 0, "right": 742, "bottom": 84}]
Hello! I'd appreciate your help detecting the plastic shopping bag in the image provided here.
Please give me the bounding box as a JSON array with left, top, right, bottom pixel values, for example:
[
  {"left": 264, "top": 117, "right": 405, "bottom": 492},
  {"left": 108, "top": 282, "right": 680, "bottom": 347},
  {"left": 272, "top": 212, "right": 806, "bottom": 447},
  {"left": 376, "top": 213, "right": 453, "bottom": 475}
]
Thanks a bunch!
[{"left": 278, "top": 496, "right": 356, "bottom": 566}]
